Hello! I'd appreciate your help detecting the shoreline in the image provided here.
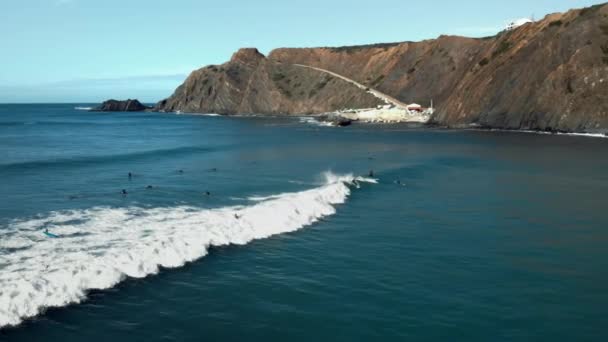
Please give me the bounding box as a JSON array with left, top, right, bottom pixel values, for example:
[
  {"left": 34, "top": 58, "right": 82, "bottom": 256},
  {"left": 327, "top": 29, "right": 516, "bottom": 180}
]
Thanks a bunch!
[
  {"left": 161, "top": 110, "right": 608, "bottom": 138},
  {"left": 466, "top": 128, "right": 608, "bottom": 139}
]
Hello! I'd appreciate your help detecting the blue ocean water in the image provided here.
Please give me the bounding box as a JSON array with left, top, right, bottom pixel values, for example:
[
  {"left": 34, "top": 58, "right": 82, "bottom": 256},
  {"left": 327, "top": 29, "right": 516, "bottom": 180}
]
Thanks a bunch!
[{"left": 1, "top": 104, "right": 608, "bottom": 341}]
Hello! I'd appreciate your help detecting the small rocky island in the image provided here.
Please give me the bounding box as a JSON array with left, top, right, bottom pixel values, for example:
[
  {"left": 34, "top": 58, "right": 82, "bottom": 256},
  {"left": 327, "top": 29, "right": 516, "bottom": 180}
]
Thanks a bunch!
[{"left": 91, "top": 99, "right": 150, "bottom": 112}]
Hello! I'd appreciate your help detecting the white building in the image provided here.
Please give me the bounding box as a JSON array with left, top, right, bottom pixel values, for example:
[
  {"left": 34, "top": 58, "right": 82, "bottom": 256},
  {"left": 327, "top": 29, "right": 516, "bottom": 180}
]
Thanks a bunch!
[
  {"left": 406, "top": 103, "right": 422, "bottom": 112},
  {"left": 505, "top": 18, "right": 534, "bottom": 31}
]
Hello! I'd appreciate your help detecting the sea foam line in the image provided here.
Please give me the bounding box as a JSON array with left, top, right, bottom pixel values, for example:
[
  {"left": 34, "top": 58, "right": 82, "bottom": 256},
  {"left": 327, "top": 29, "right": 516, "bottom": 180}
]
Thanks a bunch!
[
  {"left": 0, "top": 172, "right": 373, "bottom": 329},
  {"left": 469, "top": 128, "right": 608, "bottom": 139},
  {"left": 299, "top": 117, "right": 334, "bottom": 127}
]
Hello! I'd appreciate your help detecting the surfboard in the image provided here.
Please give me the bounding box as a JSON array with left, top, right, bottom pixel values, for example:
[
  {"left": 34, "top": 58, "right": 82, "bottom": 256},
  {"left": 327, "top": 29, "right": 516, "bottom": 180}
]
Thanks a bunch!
[{"left": 43, "top": 231, "right": 60, "bottom": 238}]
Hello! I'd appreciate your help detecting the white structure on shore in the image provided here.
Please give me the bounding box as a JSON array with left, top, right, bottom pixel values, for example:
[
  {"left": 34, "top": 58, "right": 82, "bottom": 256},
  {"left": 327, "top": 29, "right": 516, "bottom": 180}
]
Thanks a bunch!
[
  {"left": 505, "top": 18, "right": 534, "bottom": 31},
  {"left": 406, "top": 103, "right": 422, "bottom": 112},
  {"left": 332, "top": 100, "right": 435, "bottom": 124}
]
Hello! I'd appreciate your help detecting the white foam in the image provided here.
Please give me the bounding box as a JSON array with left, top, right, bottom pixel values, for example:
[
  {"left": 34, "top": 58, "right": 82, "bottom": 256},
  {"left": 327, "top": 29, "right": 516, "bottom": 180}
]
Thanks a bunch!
[
  {"left": 0, "top": 172, "right": 372, "bottom": 329},
  {"left": 472, "top": 128, "right": 608, "bottom": 139},
  {"left": 298, "top": 117, "right": 334, "bottom": 127},
  {"left": 188, "top": 113, "right": 221, "bottom": 117},
  {"left": 557, "top": 132, "right": 607, "bottom": 139},
  {"left": 74, "top": 106, "right": 92, "bottom": 111},
  {"left": 246, "top": 194, "right": 284, "bottom": 202}
]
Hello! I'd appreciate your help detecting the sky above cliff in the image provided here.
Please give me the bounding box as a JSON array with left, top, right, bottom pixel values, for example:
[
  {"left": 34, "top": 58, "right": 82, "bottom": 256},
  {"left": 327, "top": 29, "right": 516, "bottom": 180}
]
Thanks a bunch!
[{"left": 0, "top": 0, "right": 604, "bottom": 103}]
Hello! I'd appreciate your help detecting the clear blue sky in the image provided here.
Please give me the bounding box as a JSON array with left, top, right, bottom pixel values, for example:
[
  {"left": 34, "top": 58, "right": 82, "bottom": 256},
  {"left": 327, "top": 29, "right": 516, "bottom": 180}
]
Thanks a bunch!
[{"left": 0, "top": 0, "right": 603, "bottom": 103}]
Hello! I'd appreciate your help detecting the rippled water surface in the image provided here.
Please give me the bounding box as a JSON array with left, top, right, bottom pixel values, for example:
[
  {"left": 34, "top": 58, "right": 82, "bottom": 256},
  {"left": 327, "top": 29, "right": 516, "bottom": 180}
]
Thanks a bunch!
[{"left": 1, "top": 104, "right": 607, "bottom": 341}]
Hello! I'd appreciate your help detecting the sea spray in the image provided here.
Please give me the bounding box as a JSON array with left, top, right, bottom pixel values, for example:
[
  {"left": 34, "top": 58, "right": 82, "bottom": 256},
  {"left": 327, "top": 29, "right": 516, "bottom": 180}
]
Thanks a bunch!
[{"left": 0, "top": 172, "right": 374, "bottom": 328}]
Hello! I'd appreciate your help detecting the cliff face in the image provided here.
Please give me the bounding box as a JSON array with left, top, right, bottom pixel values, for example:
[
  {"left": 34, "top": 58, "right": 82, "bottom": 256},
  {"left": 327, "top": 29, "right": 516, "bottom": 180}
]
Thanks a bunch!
[
  {"left": 156, "top": 48, "right": 382, "bottom": 115},
  {"left": 269, "top": 4, "right": 608, "bottom": 132},
  {"left": 157, "top": 3, "right": 608, "bottom": 132}
]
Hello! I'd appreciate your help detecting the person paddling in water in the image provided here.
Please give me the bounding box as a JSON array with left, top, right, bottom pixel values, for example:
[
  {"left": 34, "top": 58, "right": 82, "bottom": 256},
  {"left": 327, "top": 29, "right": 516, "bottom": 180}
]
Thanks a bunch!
[
  {"left": 121, "top": 189, "right": 128, "bottom": 196},
  {"left": 43, "top": 228, "right": 58, "bottom": 238}
]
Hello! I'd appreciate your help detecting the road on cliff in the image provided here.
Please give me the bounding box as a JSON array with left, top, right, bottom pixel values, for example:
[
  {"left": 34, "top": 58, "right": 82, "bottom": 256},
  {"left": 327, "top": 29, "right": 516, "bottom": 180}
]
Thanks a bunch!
[{"left": 292, "top": 63, "right": 409, "bottom": 109}]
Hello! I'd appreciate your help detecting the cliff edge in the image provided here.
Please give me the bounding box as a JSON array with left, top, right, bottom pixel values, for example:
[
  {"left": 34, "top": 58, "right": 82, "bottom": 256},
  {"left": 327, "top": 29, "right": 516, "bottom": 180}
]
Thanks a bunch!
[{"left": 155, "top": 48, "right": 382, "bottom": 115}]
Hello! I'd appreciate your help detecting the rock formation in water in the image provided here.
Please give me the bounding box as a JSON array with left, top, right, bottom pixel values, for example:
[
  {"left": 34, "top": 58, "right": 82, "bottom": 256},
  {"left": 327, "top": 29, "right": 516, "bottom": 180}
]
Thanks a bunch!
[
  {"left": 155, "top": 48, "right": 383, "bottom": 115},
  {"left": 158, "top": 3, "right": 608, "bottom": 132},
  {"left": 93, "top": 99, "right": 149, "bottom": 112}
]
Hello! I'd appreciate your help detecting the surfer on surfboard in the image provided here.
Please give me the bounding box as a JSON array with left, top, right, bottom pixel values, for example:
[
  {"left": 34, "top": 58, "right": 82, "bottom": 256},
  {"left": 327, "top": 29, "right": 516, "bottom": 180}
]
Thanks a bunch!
[{"left": 43, "top": 229, "right": 59, "bottom": 238}]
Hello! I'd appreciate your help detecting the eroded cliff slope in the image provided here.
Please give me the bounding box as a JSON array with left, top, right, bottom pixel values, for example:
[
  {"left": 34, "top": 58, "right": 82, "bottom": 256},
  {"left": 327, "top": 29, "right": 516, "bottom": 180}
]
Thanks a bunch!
[
  {"left": 270, "top": 4, "right": 608, "bottom": 132},
  {"left": 156, "top": 48, "right": 382, "bottom": 115}
]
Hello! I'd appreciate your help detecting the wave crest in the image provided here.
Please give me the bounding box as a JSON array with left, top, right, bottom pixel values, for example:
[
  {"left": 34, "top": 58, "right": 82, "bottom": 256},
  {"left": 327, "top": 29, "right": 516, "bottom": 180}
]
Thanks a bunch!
[{"left": 0, "top": 172, "right": 373, "bottom": 328}]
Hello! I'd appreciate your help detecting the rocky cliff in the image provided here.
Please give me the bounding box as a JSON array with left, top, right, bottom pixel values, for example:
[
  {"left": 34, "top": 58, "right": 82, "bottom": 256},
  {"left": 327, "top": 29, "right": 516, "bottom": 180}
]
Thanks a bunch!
[
  {"left": 270, "top": 4, "right": 608, "bottom": 132},
  {"left": 158, "top": 3, "right": 608, "bottom": 132},
  {"left": 156, "top": 48, "right": 382, "bottom": 115},
  {"left": 93, "top": 99, "right": 149, "bottom": 112}
]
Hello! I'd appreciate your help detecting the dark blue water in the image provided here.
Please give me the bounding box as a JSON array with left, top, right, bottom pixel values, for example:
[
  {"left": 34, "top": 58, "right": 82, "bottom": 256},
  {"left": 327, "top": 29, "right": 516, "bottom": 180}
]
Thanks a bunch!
[{"left": 1, "top": 104, "right": 608, "bottom": 341}]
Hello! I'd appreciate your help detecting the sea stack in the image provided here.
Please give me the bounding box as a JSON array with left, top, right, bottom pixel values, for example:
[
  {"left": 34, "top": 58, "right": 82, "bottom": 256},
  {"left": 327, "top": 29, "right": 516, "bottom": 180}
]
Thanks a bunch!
[{"left": 92, "top": 99, "right": 150, "bottom": 112}]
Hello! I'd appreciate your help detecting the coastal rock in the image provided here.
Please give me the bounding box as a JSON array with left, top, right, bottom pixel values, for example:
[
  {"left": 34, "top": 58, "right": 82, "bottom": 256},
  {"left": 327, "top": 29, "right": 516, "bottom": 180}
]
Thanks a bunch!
[
  {"left": 155, "top": 48, "right": 383, "bottom": 115},
  {"left": 93, "top": 99, "right": 149, "bottom": 112},
  {"left": 317, "top": 114, "right": 354, "bottom": 127},
  {"left": 269, "top": 3, "right": 608, "bottom": 132}
]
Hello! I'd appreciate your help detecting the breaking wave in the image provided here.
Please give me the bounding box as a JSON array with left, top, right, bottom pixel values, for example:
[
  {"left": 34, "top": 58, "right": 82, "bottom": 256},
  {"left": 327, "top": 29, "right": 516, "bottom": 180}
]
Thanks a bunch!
[
  {"left": 299, "top": 117, "right": 334, "bottom": 127},
  {"left": 0, "top": 172, "right": 374, "bottom": 329}
]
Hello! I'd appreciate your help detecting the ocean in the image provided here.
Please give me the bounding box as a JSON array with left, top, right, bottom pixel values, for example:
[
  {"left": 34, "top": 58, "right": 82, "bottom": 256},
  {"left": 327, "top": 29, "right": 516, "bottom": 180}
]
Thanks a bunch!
[{"left": 1, "top": 104, "right": 607, "bottom": 341}]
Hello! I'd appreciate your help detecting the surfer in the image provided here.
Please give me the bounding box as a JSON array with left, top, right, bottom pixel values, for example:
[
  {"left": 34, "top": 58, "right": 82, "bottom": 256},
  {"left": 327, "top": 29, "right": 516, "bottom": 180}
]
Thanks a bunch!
[
  {"left": 205, "top": 191, "right": 211, "bottom": 196},
  {"left": 368, "top": 170, "right": 375, "bottom": 178},
  {"left": 121, "top": 189, "right": 128, "bottom": 195},
  {"left": 43, "top": 229, "right": 58, "bottom": 238},
  {"left": 178, "top": 169, "right": 184, "bottom": 174},
  {"left": 234, "top": 213, "right": 241, "bottom": 219},
  {"left": 146, "top": 185, "right": 154, "bottom": 189},
  {"left": 128, "top": 172, "right": 132, "bottom": 179}
]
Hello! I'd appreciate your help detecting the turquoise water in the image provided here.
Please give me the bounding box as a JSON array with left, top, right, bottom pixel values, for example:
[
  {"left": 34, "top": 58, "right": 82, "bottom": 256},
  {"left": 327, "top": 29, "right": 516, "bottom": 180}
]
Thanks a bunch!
[{"left": 1, "top": 104, "right": 608, "bottom": 341}]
